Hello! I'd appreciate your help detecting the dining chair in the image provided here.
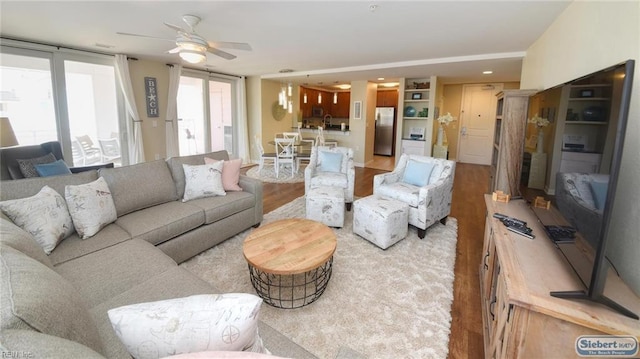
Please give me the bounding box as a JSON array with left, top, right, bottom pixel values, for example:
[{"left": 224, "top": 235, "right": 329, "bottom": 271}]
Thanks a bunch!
[
  {"left": 274, "top": 137, "right": 296, "bottom": 178},
  {"left": 254, "top": 135, "right": 277, "bottom": 174},
  {"left": 315, "top": 127, "right": 338, "bottom": 148}
]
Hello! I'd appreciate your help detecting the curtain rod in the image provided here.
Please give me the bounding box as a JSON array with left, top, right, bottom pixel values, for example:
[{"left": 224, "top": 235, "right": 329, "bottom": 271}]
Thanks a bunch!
[
  {"left": 1, "top": 36, "right": 115, "bottom": 57},
  {"left": 182, "top": 65, "right": 243, "bottom": 79}
]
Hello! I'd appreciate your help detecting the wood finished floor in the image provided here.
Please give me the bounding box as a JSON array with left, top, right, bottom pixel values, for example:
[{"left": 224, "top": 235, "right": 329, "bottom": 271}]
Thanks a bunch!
[{"left": 241, "top": 162, "right": 489, "bottom": 359}]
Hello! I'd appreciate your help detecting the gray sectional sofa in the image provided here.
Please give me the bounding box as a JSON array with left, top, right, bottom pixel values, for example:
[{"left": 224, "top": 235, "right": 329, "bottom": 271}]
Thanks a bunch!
[{"left": 0, "top": 150, "right": 317, "bottom": 358}]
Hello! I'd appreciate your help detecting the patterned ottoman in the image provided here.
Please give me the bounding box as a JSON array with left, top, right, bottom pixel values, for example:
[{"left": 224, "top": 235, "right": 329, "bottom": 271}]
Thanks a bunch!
[
  {"left": 306, "top": 186, "right": 345, "bottom": 227},
  {"left": 353, "top": 195, "right": 409, "bottom": 249}
]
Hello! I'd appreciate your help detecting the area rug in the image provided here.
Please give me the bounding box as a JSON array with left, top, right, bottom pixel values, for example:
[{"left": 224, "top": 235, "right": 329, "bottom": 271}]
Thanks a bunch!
[
  {"left": 181, "top": 197, "right": 458, "bottom": 359},
  {"left": 245, "top": 164, "right": 306, "bottom": 183}
]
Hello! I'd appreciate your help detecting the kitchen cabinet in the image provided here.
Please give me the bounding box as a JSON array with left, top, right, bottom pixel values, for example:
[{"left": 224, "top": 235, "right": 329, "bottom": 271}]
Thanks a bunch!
[
  {"left": 330, "top": 92, "right": 351, "bottom": 118},
  {"left": 376, "top": 89, "right": 399, "bottom": 107},
  {"left": 300, "top": 87, "right": 349, "bottom": 119},
  {"left": 401, "top": 139, "right": 426, "bottom": 156}
]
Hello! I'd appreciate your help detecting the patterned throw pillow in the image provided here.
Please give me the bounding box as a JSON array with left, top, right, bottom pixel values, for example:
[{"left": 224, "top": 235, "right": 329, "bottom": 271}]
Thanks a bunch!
[
  {"left": 17, "top": 152, "right": 57, "bottom": 178},
  {"left": 182, "top": 162, "right": 226, "bottom": 202},
  {"left": 0, "top": 186, "right": 74, "bottom": 254},
  {"left": 204, "top": 157, "right": 243, "bottom": 192},
  {"left": 65, "top": 177, "right": 117, "bottom": 239},
  {"left": 107, "top": 294, "right": 268, "bottom": 359}
]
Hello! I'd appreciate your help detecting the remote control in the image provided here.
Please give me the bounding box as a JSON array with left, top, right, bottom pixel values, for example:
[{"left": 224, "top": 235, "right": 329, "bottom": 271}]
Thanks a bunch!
[
  {"left": 493, "top": 213, "right": 527, "bottom": 227},
  {"left": 507, "top": 226, "right": 535, "bottom": 239}
]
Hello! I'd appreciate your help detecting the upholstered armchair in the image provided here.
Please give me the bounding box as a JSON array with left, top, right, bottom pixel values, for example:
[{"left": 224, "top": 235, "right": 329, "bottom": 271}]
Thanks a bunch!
[
  {"left": 305, "top": 146, "right": 355, "bottom": 210},
  {"left": 373, "top": 154, "right": 456, "bottom": 238}
]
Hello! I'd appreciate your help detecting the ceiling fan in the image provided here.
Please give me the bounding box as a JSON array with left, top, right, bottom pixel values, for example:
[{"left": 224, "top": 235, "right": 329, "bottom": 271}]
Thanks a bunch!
[{"left": 117, "top": 14, "right": 251, "bottom": 64}]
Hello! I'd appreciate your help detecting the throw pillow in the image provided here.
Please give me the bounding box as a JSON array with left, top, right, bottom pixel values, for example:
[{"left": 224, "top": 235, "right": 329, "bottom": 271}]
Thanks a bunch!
[
  {"left": 402, "top": 160, "right": 435, "bottom": 187},
  {"left": 317, "top": 151, "right": 343, "bottom": 173},
  {"left": 164, "top": 352, "right": 286, "bottom": 359},
  {"left": 65, "top": 177, "right": 117, "bottom": 239},
  {"left": 0, "top": 186, "right": 74, "bottom": 254},
  {"left": 589, "top": 180, "right": 609, "bottom": 210},
  {"left": 34, "top": 159, "right": 72, "bottom": 177},
  {"left": 17, "top": 152, "right": 57, "bottom": 178},
  {"left": 204, "top": 157, "right": 243, "bottom": 192},
  {"left": 182, "top": 162, "right": 226, "bottom": 202},
  {"left": 107, "top": 293, "right": 268, "bottom": 359}
]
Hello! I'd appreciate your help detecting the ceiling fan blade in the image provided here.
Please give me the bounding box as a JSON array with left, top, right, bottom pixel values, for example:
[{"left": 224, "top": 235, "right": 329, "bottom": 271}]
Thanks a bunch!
[
  {"left": 208, "top": 41, "right": 252, "bottom": 51},
  {"left": 164, "top": 22, "right": 188, "bottom": 33},
  {"left": 207, "top": 47, "right": 236, "bottom": 60},
  {"left": 116, "top": 32, "right": 174, "bottom": 42},
  {"left": 167, "top": 47, "right": 181, "bottom": 54}
]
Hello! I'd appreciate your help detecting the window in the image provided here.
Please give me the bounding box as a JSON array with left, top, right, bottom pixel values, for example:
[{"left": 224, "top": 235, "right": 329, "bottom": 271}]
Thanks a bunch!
[
  {"left": 0, "top": 52, "right": 57, "bottom": 145},
  {"left": 177, "top": 72, "right": 236, "bottom": 156},
  {"left": 0, "top": 45, "right": 126, "bottom": 166}
]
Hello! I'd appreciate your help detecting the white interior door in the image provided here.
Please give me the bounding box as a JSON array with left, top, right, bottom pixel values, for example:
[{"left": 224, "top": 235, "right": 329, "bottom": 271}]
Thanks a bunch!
[{"left": 457, "top": 84, "right": 503, "bottom": 165}]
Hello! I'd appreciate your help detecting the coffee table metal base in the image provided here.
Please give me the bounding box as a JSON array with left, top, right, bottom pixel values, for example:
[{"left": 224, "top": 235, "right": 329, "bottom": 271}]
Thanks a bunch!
[{"left": 247, "top": 257, "right": 333, "bottom": 309}]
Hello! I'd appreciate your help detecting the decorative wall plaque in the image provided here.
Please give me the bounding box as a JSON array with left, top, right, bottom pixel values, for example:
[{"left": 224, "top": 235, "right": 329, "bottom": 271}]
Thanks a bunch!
[{"left": 145, "top": 77, "right": 159, "bottom": 118}]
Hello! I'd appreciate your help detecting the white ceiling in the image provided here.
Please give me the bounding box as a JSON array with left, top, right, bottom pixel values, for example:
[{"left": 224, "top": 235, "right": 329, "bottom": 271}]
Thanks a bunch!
[{"left": 0, "top": 1, "right": 571, "bottom": 87}]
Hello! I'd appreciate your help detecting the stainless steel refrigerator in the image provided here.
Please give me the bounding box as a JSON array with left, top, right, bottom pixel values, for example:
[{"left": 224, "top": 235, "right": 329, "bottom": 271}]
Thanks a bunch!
[{"left": 374, "top": 107, "right": 395, "bottom": 156}]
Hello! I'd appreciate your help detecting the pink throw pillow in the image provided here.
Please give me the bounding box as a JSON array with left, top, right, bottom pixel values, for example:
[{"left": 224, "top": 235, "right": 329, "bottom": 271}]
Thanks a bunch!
[{"left": 204, "top": 157, "right": 243, "bottom": 191}]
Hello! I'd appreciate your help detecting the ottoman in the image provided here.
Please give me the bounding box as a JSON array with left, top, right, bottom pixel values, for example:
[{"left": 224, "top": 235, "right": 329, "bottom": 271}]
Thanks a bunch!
[
  {"left": 306, "top": 186, "right": 345, "bottom": 227},
  {"left": 353, "top": 195, "right": 409, "bottom": 249}
]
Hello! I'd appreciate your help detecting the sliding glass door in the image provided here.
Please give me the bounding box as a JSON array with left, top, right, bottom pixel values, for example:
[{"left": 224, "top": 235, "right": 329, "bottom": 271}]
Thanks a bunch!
[
  {"left": 177, "top": 72, "right": 235, "bottom": 156},
  {"left": 0, "top": 45, "right": 126, "bottom": 166},
  {"left": 0, "top": 52, "right": 58, "bottom": 145}
]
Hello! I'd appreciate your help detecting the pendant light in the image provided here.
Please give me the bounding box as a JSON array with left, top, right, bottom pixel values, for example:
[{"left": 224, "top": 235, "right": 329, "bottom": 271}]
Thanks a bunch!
[
  {"left": 318, "top": 92, "right": 322, "bottom": 104},
  {"left": 333, "top": 92, "right": 338, "bottom": 104},
  {"left": 303, "top": 92, "right": 308, "bottom": 104}
]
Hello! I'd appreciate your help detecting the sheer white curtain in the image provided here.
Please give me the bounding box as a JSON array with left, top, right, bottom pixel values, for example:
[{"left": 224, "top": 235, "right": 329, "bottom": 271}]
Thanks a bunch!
[
  {"left": 114, "top": 54, "right": 145, "bottom": 164},
  {"left": 165, "top": 64, "right": 182, "bottom": 158},
  {"left": 235, "top": 77, "right": 250, "bottom": 164}
]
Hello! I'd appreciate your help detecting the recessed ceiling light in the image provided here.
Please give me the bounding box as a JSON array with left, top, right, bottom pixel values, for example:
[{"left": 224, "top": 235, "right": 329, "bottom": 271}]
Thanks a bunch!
[
  {"left": 337, "top": 84, "right": 351, "bottom": 90},
  {"left": 381, "top": 82, "right": 399, "bottom": 88},
  {"left": 483, "top": 71, "right": 493, "bottom": 75},
  {"left": 377, "top": 77, "right": 385, "bottom": 81}
]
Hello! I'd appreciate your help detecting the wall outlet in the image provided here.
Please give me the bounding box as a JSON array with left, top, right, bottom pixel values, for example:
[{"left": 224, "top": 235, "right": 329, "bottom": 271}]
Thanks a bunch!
[{"left": 155, "top": 153, "right": 160, "bottom": 160}]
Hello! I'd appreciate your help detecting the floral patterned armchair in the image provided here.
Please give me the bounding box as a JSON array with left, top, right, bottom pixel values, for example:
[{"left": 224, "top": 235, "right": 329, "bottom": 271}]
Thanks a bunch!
[
  {"left": 373, "top": 154, "right": 455, "bottom": 238},
  {"left": 304, "top": 146, "right": 355, "bottom": 210}
]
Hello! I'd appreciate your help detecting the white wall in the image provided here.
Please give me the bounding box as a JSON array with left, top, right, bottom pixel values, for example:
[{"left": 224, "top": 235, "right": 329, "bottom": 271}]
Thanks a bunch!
[{"left": 521, "top": 1, "right": 640, "bottom": 295}]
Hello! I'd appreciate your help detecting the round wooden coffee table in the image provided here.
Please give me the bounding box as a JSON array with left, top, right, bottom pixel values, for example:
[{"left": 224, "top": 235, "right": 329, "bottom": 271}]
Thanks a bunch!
[{"left": 242, "top": 218, "right": 337, "bottom": 309}]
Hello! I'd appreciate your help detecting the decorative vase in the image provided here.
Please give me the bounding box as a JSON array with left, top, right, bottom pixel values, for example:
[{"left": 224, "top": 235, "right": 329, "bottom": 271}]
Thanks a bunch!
[
  {"left": 437, "top": 124, "right": 444, "bottom": 146},
  {"left": 536, "top": 129, "right": 544, "bottom": 153}
]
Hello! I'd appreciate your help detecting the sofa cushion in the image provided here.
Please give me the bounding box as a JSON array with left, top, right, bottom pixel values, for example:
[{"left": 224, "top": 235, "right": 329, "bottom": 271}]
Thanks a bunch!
[
  {"left": 0, "top": 329, "right": 106, "bottom": 359},
  {"left": 34, "top": 159, "right": 72, "bottom": 177},
  {"left": 16, "top": 152, "right": 57, "bottom": 178},
  {"left": 0, "top": 217, "right": 53, "bottom": 269},
  {"left": 0, "top": 169, "right": 99, "bottom": 201},
  {"left": 375, "top": 182, "right": 420, "bottom": 207},
  {"left": 99, "top": 160, "right": 178, "bottom": 217},
  {"left": 167, "top": 150, "right": 230, "bottom": 199},
  {"left": 0, "top": 245, "right": 104, "bottom": 355},
  {"left": 107, "top": 294, "right": 267, "bottom": 358},
  {"left": 65, "top": 177, "right": 118, "bottom": 239},
  {"left": 54, "top": 239, "right": 178, "bottom": 308},
  {"left": 309, "top": 172, "right": 348, "bottom": 190},
  {"left": 49, "top": 223, "right": 132, "bottom": 266},
  {"left": 187, "top": 191, "right": 256, "bottom": 224},
  {"left": 115, "top": 201, "right": 204, "bottom": 245},
  {"left": 0, "top": 186, "right": 75, "bottom": 254},
  {"left": 89, "top": 267, "right": 217, "bottom": 359},
  {"left": 182, "top": 162, "right": 226, "bottom": 202}
]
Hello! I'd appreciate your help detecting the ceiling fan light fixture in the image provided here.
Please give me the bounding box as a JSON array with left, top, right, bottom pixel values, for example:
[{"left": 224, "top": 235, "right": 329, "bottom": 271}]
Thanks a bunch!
[{"left": 179, "top": 50, "right": 206, "bottom": 64}]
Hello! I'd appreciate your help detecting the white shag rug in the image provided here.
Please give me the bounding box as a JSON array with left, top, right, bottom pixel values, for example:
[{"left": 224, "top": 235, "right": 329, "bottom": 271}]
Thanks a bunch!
[
  {"left": 245, "top": 165, "right": 306, "bottom": 183},
  {"left": 181, "top": 197, "right": 457, "bottom": 359}
]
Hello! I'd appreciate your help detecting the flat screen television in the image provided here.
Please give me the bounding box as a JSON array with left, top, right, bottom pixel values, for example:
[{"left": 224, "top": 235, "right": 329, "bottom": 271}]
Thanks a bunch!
[{"left": 529, "top": 60, "right": 637, "bottom": 319}]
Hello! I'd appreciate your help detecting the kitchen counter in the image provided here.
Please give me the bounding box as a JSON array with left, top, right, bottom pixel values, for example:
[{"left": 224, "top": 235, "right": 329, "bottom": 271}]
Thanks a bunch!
[{"left": 299, "top": 127, "right": 350, "bottom": 136}]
